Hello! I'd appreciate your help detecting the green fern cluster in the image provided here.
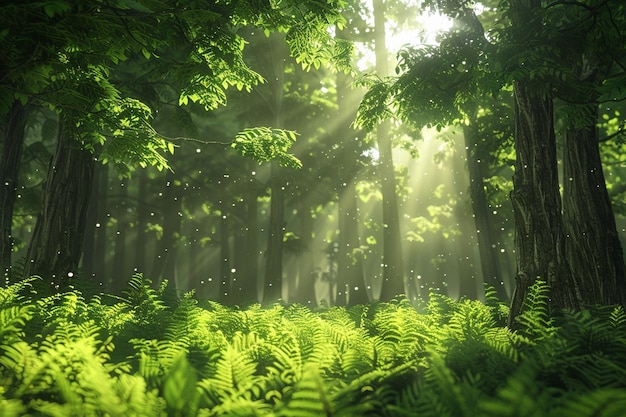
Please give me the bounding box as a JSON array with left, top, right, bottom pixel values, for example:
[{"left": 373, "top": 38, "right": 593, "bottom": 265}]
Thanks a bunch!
[{"left": 0, "top": 277, "right": 625, "bottom": 416}]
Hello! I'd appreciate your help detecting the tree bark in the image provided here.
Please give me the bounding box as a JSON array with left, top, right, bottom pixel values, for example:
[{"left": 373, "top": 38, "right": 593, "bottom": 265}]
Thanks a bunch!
[
  {"left": 563, "top": 108, "right": 626, "bottom": 307},
  {"left": 374, "top": 0, "right": 405, "bottom": 301},
  {"left": 24, "top": 120, "right": 95, "bottom": 290},
  {"left": 0, "top": 102, "right": 27, "bottom": 283},
  {"left": 463, "top": 122, "right": 507, "bottom": 300},
  {"left": 508, "top": 80, "right": 579, "bottom": 326}
]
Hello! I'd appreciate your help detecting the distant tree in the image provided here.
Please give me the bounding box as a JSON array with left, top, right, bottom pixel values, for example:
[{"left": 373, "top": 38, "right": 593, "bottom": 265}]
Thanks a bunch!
[
  {"left": 0, "top": 0, "right": 350, "bottom": 290},
  {"left": 356, "top": 0, "right": 512, "bottom": 299},
  {"left": 372, "top": 0, "right": 405, "bottom": 301}
]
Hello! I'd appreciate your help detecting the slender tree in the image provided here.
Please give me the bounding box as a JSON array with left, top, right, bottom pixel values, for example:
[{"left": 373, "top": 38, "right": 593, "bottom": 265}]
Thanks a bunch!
[
  {"left": 373, "top": 0, "right": 405, "bottom": 301},
  {"left": 0, "top": 103, "right": 28, "bottom": 282}
]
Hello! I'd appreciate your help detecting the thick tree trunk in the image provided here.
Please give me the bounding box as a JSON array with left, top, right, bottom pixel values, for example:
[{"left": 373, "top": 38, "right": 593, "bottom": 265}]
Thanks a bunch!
[
  {"left": 563, "top": 111, "right": 626, "bottom": 307},
  {"left": 0, "top": 102, "right": 27, "bottom": 283},
  {"left": 374, "top": 0, "right": 405, "bottom": 301},
  {"left": 508, "top": 80, "right": 579, "bottom": 326},
  {"left": 24, "top": 121, "right": 95, "bottom": 290},
  {"left": 463, "top": 122, "right": 507, "bottom": 300}
]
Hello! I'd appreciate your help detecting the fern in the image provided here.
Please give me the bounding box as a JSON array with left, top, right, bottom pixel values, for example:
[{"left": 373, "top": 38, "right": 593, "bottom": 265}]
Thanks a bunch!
[
  {"left": 162, "top": 353, "right": 200, "bottom": 417},
  {"left": 483, "top": 283, "right": 509, "bottom": 325},
  {"left": 0, "top": 305, "right": 35, "bottom": 344},
  {"left": 0, "top": 391, "right": 26, "bottom": 417},
  {"left": 130, "top": 338, "right": 187, "bottom": 389},
  {"left": 514, "top": 279, "right": 555, "bottom": 340},
  {"left": 608, "top": 305, "right": 626, "bottom": 331},
  {"left": 479, "top": 363, "right": 547, "bottom": 417},
  {"left": 426, "top": 291, "right": 458, "bottom": 325},
  {"left": 550, "top": 389, "right": 626, "bottom": 417},
  {"left": 0, "top": 276, "right": 38, "bottom": 308},
  {"left": 275, "top": 365, "right": 333, "bottom": 417}
]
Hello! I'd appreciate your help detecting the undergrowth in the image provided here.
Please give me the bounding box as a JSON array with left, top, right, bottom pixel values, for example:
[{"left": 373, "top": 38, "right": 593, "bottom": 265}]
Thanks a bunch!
[{"left": 1, "top": 274, "right": 625, "bottom": 416}]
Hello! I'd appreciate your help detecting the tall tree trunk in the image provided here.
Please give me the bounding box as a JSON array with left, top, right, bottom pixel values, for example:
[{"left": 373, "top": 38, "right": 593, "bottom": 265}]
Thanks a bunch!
[
  {"left": 508, "top": 79, "right": 579, "bottom": 326},
  {"left": 231, "top": 210, "right": 247, "bottom": 305},
  {"left": 335, "top": 69, "right": 368, "bottom": 306},
  {"left": 262, "top": 33, "right": 287, "bottom": 304},
  {"left": 149, "top": 170, "right": 182, "bottom": 288},
  {"left": 219, "top": 205, "right": 232, "bottom": 304},
  {"left": 112, "top": 180, "right": 128, "bottom": 290},
  {"left": 294, "top": 196, "right": 316, "bottom": 305},
  {"left": 463, "top": 121, "right": 506, "bottom": 300},
  {"left": 0, "top": 102, "right": 27, "bottom": 283},
  {"left": 338, "top": 180, "right": 369, "bottom": 305},
  {"left": 264, "top": 161, "right": 285, "bottom": 303},
  {"left": 374, "top": 0, "right": 404, "bottom": 301},
  {"left": 24, "top": 120, "right": 95, "bottom": 290},
  {"left": 241, "top": 187, "right": 259, "bottom": 304},
  {"left": 563, "top": 106, "right": 626, "bottom": 307},
  {"left": 82, "top": 162, "right": 102, "bottom": 281},
  {"left": 135, "top": 168, "right": 150, "bottom": 275},
  {"left": 83, "top": 163, "right": 110, "bottom": 287}
]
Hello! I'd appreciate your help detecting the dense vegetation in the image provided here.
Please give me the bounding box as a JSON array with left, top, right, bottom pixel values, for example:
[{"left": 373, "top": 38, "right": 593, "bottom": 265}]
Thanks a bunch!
[
  {"left": 1, "top": 275, "right": 626, "bottom": 416},
  {"left": 2, "top": 0, "right": 626, "bottom": 415}
]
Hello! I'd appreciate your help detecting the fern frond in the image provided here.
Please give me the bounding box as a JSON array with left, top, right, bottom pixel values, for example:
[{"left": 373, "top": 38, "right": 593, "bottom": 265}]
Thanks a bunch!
[
  {"left": 550, "top": 389, "right": 626, "bottom": 417},
  {"left": 515, "top": 279, "right": 555, "bottom": 340},
  {"left": 426, "top": 292, "right": 457, "bottom": 325},
  {"left": 87, "top": 294, "right": 135, "bottom": 335},
  {"left": 200, "top": 343, "right": 258, "bottom": 404},
  {"left": 162, "top": 353, "right": 200, "bottom": 417},
  {"left": 0, "top": 276, "right": 38, "bottom": 307},
  {"left": 479, "top": 362, "right": 546, "bottom": 417},
  {"left": 276, "top": 365, "right": 332, "bottom": 417},
  {"left": 608, "top": 305, "right": 626, "bottom": 331},
  {"left": 370, "top": 302, "right": 431, "bottom": 364},
  {"left": 483, "top": 283, "right": 509, "bottom": 325},
  {"left": 0, "top": 394, "right": 26, "bottom": 417},
  {"left": 130, "top": 338, "right": 187, "bottom": 388},
  {"left": 0, "top": 305, "right": 35, "bottom": 344}
]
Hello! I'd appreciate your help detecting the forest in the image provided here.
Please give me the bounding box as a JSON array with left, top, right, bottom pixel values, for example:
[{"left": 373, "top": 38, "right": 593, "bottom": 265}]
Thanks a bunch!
[{"left": 1, "top": 0, "right": 625, "bottom": 415}]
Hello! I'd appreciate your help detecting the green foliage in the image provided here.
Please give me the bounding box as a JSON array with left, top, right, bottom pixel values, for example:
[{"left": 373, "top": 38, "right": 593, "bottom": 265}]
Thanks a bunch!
[
  {"left": 232, "top": 127, "right": 302, "bottom": 169},
  {"left": 1, "top": 275, "right": 625, "bottom": 416}
]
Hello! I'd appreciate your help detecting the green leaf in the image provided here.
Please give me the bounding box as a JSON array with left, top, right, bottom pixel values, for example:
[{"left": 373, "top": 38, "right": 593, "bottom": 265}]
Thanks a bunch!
[{"left": 163, "top": 354, "right": 199, "bottom": 416}]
